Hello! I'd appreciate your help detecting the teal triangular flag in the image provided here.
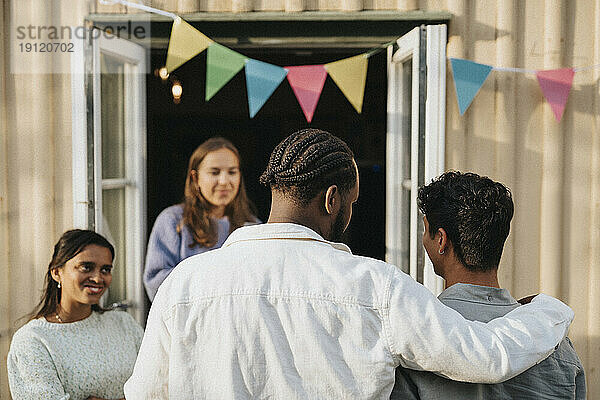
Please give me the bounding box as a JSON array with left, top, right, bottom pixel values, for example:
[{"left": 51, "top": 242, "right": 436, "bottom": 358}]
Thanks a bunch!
[
  {"left": 245, "top": 59, "right": 288, "bottom": 118},
  {"left": 450, "top": 58, "right": 493, "bottom": 115},
  {"left": 206, "top": 43, "right": 248, "bottom": 101}
]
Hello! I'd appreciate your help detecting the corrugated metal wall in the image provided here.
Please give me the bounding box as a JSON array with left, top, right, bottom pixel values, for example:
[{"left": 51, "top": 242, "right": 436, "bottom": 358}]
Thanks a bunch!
[
  {"left": 95, "top": 0, "right": 419, "bottom": 13},
  {"left": 1, "top": 2, "right": 87, "bottom": 398},
  {"left": 1, "top": 0, "right": 599, "bottom": 398},
  {"left": 443, "top": 1, "right": 600, "bottom": 398},
  {"left": 1, "top": 1, "right": 10, "bottom": 398}
]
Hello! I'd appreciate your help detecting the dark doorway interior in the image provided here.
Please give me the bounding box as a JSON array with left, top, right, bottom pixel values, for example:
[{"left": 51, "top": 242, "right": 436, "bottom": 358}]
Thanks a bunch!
[{"left": 146, "top": 46, "right": 387, "bottom": 260}]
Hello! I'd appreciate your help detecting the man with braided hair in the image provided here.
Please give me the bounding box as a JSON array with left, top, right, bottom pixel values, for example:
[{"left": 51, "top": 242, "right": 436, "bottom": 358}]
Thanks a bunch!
[
  {"left": 258, "top": 128, "right": 358, "bottom": 242},
  {"left": 125, "top": 129, "right": 574, "bottom": 399}
]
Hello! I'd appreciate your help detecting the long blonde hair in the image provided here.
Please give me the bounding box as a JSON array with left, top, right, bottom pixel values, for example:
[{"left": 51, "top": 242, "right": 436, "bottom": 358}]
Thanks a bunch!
[{"left": 180, "top": 137, "right": 255, "bottom": 247}]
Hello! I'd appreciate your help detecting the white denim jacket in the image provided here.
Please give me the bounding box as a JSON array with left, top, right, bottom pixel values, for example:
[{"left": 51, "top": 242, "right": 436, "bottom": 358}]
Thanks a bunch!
[{"left": 125, "top": 223, "right": 573, "bottom": 399}]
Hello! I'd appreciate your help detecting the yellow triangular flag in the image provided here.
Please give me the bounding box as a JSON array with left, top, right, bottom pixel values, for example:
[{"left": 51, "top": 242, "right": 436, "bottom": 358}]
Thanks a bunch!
[
  {"left": 165, "top": 17, "right": 213, "bottom": 73},
  {"left": 325, "top": 54, "right": 368, "bottom": 113}
]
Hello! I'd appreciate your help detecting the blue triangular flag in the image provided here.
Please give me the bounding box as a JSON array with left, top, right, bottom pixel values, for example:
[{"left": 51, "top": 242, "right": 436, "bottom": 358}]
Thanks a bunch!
[
  {"left": 245, "top": 59, "right": 288, "bottom": 118},
  {"left": 450, "top": 58, "right": 493, "bottom": 115}
]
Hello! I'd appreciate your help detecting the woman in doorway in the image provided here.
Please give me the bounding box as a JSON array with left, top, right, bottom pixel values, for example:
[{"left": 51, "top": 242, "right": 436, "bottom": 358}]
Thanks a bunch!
[
  {"left": 7, "top": 229, "right": 144, "bottom": 400},
  {"left": 143, "top": 137, "right": 257, "bottom": 301}
]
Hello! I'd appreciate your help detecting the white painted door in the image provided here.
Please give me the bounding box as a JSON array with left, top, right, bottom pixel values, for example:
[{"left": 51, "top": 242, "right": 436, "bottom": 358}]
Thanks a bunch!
[
  {"left": 386, "top": 25, "right": 446, "bottom": 295},
  {"left": 72, "top": 32, "right": 147, "bottom": 324}
]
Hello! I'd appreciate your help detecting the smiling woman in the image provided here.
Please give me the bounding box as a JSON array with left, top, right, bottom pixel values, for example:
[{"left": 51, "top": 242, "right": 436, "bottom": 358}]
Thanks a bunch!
[
  {"left": 191, "top": 147, "right": 242, "bottom": 216},
  {"left": 143, "top": 137, "right": 259, "bottom": 301},
  {"left": 50, "top": 244, "right": 114, "bottom": 321},
  {"left": 6, "top": 230, "right": 144, "bottom": 400}
]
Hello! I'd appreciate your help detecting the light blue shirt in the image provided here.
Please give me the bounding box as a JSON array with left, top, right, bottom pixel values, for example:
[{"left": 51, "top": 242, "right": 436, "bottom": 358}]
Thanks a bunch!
[
  {"left": 143, "top": 204, "right": 231, "bottom": 301},
  {"left": 392, "top": 283, "right": 586, "bottom": 399},
  {"left": 125, "top": 223, "right": 573, "bottom": 399}
]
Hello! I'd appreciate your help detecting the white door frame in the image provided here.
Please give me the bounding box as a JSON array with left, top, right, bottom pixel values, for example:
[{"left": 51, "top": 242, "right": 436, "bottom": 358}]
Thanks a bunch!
[
  {"left": 386, "top": 25, "right": 446, "bottom": 295},
  {"left": 71, "top": 31, "right": 147, "bottom": 324}
]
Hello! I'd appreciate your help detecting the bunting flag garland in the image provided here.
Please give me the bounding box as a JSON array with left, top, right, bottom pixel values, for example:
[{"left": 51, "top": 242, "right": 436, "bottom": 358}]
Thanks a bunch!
[
  {"left": 205, "top": 43, "right": 248, "bottom": 101},
  {"left": 285, "top": 65, "right": 328, "bottom": 123},
  {"left": 535, "top": 68, "right": 575, "bottom": 122},
  {"left": 110, "top": 0, "right": 600, "bottom": 124},
  {"left": 450, "top": 58, "right": 493, "bottom": 115},
  {"left": 325, "top": 54, "right": 369, "bottom": 113},
  {"left": 245, "top": 59, "right": 288, "bottom": 118},
  {"left": 450, "top": 58, "right": 583, "bottom": 121},
  {"left": 162, "top": 14, "right": 370, "bottom": 120},
  {"left": 165, "top": 17, "right": 213, "bottom": 73}
]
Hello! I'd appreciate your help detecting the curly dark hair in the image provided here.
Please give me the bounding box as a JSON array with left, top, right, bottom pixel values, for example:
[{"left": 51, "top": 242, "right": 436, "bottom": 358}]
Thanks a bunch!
[
  {"left": 417, "top": 171, "right": 514, "bottom": 271},
  {"left": 260, "top": 129, "right": 357, "bottom": 205}
]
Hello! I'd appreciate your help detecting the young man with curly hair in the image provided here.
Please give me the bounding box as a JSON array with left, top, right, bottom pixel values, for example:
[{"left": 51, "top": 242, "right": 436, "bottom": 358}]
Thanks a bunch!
[{"left": 392, "top": 171, "right": 585, "bottom": 400}]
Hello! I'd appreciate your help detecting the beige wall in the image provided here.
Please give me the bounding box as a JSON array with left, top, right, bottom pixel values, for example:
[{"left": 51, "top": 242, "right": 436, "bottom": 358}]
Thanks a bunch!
[
  {"left": 1, "top": 1, "right": 10, "bottom": 397},
  {"left": 1, "top": 1, "right": 88, "bottom": 399},
  {"left": 442, "top": 1, "right": 600, "bottom": 398},
  {"left": 1, "top": 0, "right": 599, "bottom": 398},
  {"left": 93, "top": 0, "right": 419, "bottom": 12}
]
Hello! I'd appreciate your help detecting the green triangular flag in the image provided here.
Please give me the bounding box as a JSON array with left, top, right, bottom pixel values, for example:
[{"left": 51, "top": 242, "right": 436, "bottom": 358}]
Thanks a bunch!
[{"left": 206, "top": 43, "right": 248, "bottom": 101}]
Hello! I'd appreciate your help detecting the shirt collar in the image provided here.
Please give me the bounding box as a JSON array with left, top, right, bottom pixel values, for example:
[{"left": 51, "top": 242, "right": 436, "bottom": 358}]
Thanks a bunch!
[
  {"left": 439, "top": 283, "right": 519, "bottom": 306},
  {"left": 223, "top": 222, "right": 352, "bottom": 254}
]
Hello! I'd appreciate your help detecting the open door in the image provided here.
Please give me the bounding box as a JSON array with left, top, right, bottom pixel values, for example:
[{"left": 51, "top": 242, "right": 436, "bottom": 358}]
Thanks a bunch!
[
  {"left": 72, "top": 31, "right": 147, "bottom": 324},
  {"left": 386, "top": 25, "right": 446, "bottom": 295}
]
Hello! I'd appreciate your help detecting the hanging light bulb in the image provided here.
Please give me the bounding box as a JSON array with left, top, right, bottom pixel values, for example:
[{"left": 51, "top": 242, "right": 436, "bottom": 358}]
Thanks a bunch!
[
  {"left": 172, "top": 80, "right": 182, "bottom": 103},
  {"left": 158, "top": 67, "right": 169, "bottom": 80},
  {"left": 172, "top": 81, "right": 182, "bottom": 97}
]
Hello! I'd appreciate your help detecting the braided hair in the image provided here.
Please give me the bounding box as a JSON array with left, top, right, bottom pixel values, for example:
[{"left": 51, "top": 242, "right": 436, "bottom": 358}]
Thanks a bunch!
[{"left": 260, "top": 129, "right": 357, "bottom": 205}]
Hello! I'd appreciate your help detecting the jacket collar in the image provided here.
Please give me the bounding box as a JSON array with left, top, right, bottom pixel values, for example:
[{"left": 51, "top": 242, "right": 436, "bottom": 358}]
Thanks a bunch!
[{"left": 223, "top": 222, "right": 352, "bottom": 254}]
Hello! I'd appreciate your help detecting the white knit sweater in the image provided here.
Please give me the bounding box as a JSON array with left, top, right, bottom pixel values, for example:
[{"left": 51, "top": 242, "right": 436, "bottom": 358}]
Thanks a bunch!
[{"left": 8, "top": 310, "right": 143, "bottom": 400}]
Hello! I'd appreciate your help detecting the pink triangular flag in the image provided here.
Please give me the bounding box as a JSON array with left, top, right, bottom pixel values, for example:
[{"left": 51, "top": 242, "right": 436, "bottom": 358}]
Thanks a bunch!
[
  {"left": 285, "top": 65, "right": 327, "bottom": 123},
  {"left": 535, "top": 68, "right": 575, "bottom": 122}
]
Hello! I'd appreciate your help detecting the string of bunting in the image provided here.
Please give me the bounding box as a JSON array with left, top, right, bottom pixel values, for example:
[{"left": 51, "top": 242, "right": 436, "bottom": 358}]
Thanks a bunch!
[
  {"left": 101, "top": 0, "right": 600, "bottom": 123},
  {"left": 164, "top": 15, "right": 389, "bottom": 121},
  {"left": 451, "top": 58, "right": 600, "bottom": 122},
  {"left": 100, "top": 0, "right": 390, "bottom": 121}
]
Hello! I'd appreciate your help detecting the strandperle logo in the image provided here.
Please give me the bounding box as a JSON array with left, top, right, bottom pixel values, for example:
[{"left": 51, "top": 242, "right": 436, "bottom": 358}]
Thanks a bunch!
[
  {"left": 9, "top": 15, "right": 151, "bottom": 74},
  {"left": 14, "top": 22, "right": 148, "bottom": 41}
]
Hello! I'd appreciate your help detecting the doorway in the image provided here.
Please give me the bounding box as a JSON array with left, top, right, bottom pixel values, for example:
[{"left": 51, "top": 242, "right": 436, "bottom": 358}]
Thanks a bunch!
[
  {"left": 79, "top": 15, "right": 449, "bottom": 323},
  {"left": 146, "top": 46, "right": 388, "bottom": 261}
]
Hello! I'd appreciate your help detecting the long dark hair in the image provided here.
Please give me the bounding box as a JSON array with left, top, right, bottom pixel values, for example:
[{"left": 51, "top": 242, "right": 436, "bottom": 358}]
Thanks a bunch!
[
  {"left": 180, "top": 137, "right": 256, "bottom": 247},
  {"left": 28, "top": 229, "right": 115, "bottom": 321}
]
